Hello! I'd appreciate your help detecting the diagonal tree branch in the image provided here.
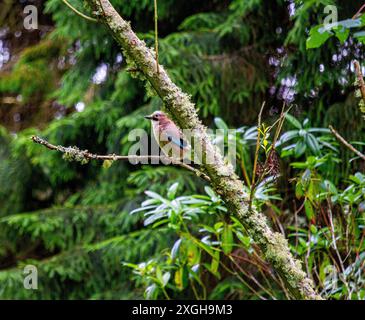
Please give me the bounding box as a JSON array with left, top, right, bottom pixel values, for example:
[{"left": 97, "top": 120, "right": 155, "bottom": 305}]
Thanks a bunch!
[{"left": 64, "top": 0, "right": 322, "bottom": 299}]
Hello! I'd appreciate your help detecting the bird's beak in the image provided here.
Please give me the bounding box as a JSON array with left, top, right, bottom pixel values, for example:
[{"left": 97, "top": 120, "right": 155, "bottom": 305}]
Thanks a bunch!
[{"left": 144, "top": 115, "right": 153, "bottom": 120}]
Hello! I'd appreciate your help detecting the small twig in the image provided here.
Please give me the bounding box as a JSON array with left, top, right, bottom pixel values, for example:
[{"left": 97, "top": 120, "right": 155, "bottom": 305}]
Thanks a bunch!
[
  {"left": 326, "top": 197, "right": 346, "bottom": 274},
  {"left": 249, "top": 103, "right": 288, "bottom": 210},
  {"left": 272, "top": 103, "right": 288, "bottom": 147},
  {"left": 249, "top": 102, "right": 265, "bottom": 210},
  {"left": 227, "top": 254, "right": 276, "bottom": 300},
  {"left": 354, "top": 60, "right": 365, "bottom": 103},
  {"left": 329, "top": 125, "right": 365, "bottom": 161},
  {"left": 31, "top": 136, "right": 211, "bottom": 182},
  {"left": 326, "top": 197, "right": 352, "bottom": 297},
  {"left": 61, "top": 0, "right": 98, "bottom": 22},
  {"left": 251, "top": 102, "right": 265, "bottom": 188},
  {"left": 352, "top": 4, "right": 365, "bottom": 19}
]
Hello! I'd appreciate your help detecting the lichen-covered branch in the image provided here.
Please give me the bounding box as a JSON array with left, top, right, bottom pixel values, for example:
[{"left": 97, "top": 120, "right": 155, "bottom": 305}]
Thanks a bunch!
[
  {"left": 77, "top": 0, "right": 322, "bottom": 299},
  {"left": 31, "top": 136, "right": 210, "bottom": 182}
]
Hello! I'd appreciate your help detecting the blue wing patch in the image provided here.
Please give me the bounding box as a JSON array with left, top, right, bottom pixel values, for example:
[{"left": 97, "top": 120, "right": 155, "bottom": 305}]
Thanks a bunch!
[{"left": 167, "top": 136, "right": 187, "bottom": 149}]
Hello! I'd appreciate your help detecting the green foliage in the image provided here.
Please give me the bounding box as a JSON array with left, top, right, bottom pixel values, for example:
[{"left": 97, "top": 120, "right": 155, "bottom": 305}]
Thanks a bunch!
[
  {"left": 0, "top": 0, "right": 364, "bottom": 300},
  {"left": 307, "top": 14, "right": 365, "bottom": 49},
  {"left": 277, "top": 115, "right": 337, "bottom": 158},
  {"left": 0, "top": 200, "right": 172, "bottom": 299},
  {"left": 125, "top": 183, "right": 285, "bottom": 299},
  {"left": 0, "top": 128, "right": 33, "bottom": 216},
  {"left": 0, "top": 39, "right": 64, "bottom": 102}
]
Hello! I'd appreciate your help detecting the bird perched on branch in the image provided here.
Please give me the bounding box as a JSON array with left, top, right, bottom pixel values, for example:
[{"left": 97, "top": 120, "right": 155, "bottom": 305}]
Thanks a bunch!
[{"left": 144, "top": 110, "right": 190, "bottom": 160}]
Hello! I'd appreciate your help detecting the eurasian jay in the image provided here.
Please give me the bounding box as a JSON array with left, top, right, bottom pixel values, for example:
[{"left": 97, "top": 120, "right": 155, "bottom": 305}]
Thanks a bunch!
[{"left": 144, "top": 111, "right": 190, "bottom": 160}]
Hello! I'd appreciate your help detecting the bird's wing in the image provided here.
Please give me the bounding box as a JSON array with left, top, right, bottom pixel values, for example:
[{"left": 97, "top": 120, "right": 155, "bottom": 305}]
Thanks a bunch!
[
  {"left": 160, "top": 124, "right": 188, "bottom": 150},
  {"left": 167, "top": 135, "right": 188, "bottom": 150}
]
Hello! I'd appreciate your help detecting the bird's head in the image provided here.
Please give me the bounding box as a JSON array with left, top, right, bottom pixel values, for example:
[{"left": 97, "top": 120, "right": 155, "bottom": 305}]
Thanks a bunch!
[{"left": 144, "top": 111, "right": 167, "bottom": 122}]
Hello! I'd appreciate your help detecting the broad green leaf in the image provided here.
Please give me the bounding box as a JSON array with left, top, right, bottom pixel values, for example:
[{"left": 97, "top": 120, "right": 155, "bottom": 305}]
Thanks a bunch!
[
  {"left": 294, "top": 141, "right": 306, "bottom": 157},
  {"left": 162, "top": 272, "right": 171, "bottom": 287},
  {"left": 306, "top": 25, "right": 331, "bottom": 49},
  {"left": 145, "top": 284, "right": 158, "bottom": 300},
  {"left": 186, "top": 241, "right": 200, "bottom": 265},
  {"left": 334, "top": 26, "right": 349, "bottom": 44},
  {"left": 285, "top": 114, "right": 302, "bottom": 129},
  {"left": 194, "top": 238, "right": 214, "bottom": 258},
  {"left": 144, "top": 212, "right": 167, "bottom": 226},
  {"left": 145, "top": 190, "right": 167, "bottom": 203},
  {"left": 204, "top": 186, "right": 216, "bottom": 199},
  {"left": 167, "top": 182, "right": 179, "bottom": 199},
  {"left": 199, "top": 224, "right": 216, "bottom": 233},
  {"left": 156, "top": 266, "right": 163, "bottom": 283},
  {"left": 306, "top": 133, "right": 321, "bottom": 155},
  {"left": 214, "top": 117, "right": 229, "bottom": 131},
  {"left": 322, "top": 180, "right": 338, "bottom": 194},
  {"left": 174, "top": 266, "right": 189, "bottom": 290},
  {"left": 222, "top": 224, "right": 234, "bottom": 254},
  {"left": 130, "top": 205, "right": 156, "bottom": 215},
  {"left": 214, "top": 222, "right": 224, "bottom": 231},
  {"left": 295, "top": 182, "right": 304, "bottom": 199},
  {"left": 211, "top": 251, "right": 220, "bottom": 276},
  {"left": 310, "top": 224, "right": 318, "bottom": 234},
  {"left": 304, "top": 200, "right": 315, "bottom": 220},
  {"left": 235, "top": 231, "right": 251, "bottom": 248},
  {"left": 277, "top": 130, "right": 299, "bottom": 147},
  {"left": 171, "top": 238, "right": 182, "bottom": 260},
  {"left": 102, "top": 160, "right": 113, "bottom": 169}
]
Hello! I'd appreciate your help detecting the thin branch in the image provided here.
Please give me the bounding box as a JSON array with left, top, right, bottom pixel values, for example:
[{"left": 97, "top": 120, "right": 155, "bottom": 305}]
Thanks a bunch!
[
  {"left": 251, "top": 101, "right": 265, "bottom": 188},
  {"left": 31, "top": 136, "right": 211, "bottom": 182},
  {"left": 227, "top": 254, "right": 276, "bottom": 300},
  {"left": 272, "top": 103, "right": 288, "bottom": 147},
  {"left": 326, "top": 198, "right": 346, "bottom": 274},
  {"left": 329, "top": 125, "right": 365, "bottom": 161},
  {"left": 61, "top": 0, "right": 98, "bottom": 22},
  {"left": 326, "top": 196, "right": 351, "bottom": 297},
  {"left": 249, "top": 102, "right": 265, "bottom": 210},
  {"left": 352, "top": 4, "right": 365, "bottom": 19}
]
